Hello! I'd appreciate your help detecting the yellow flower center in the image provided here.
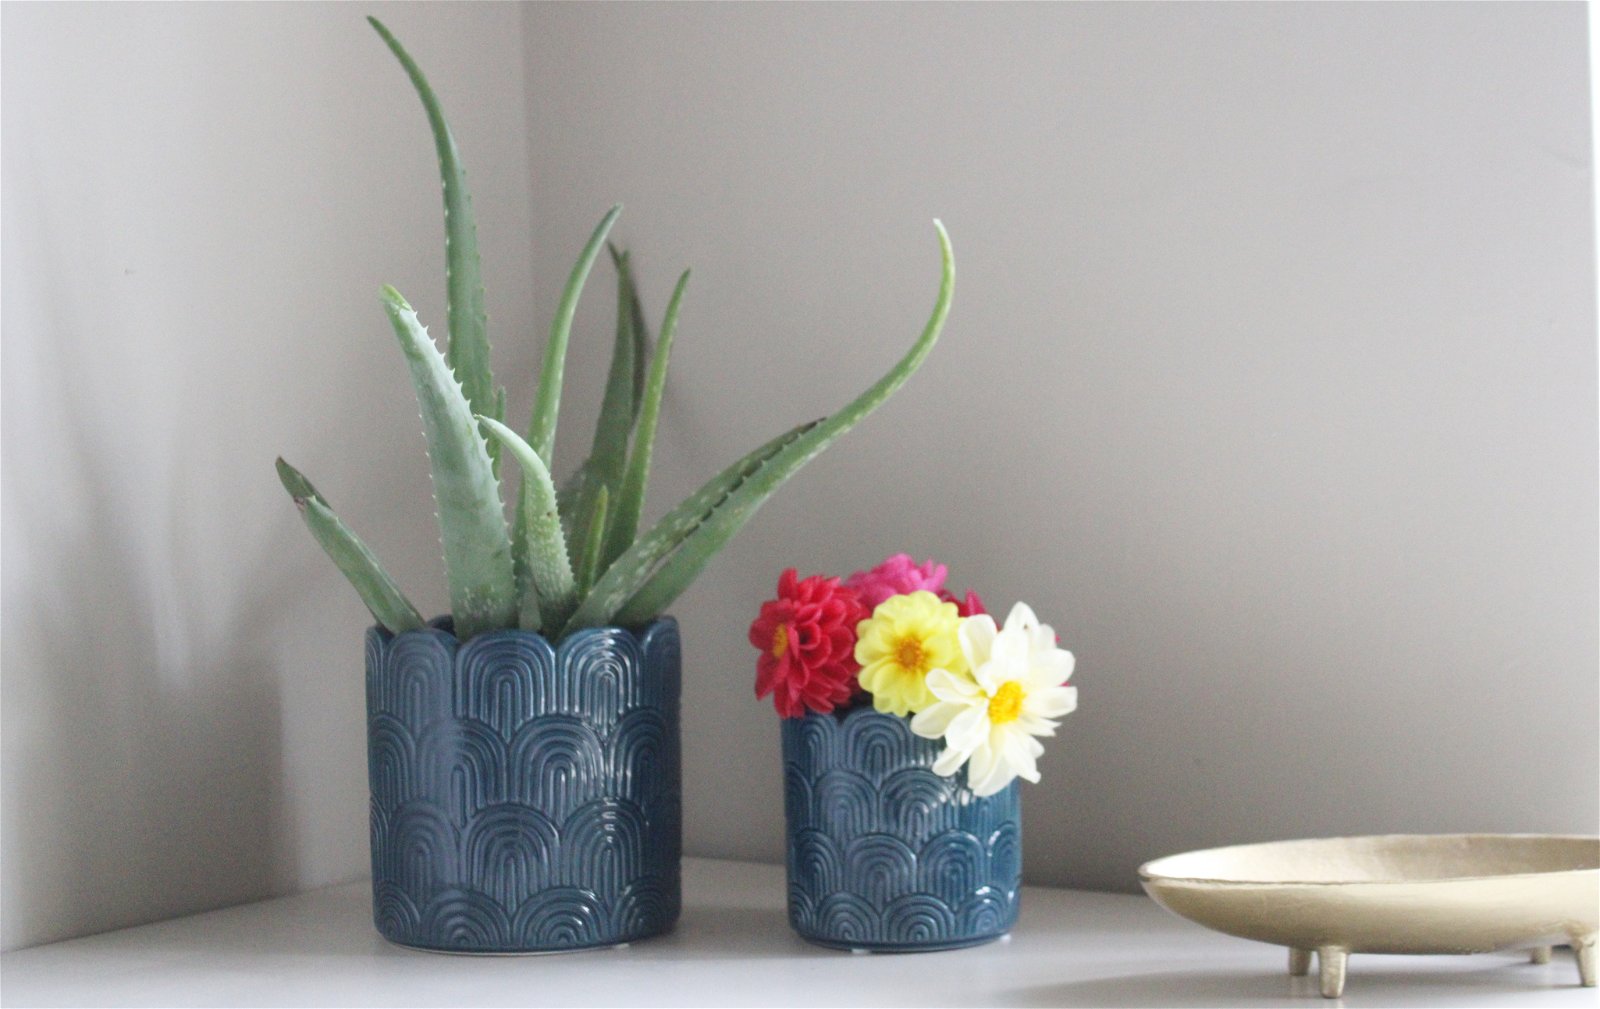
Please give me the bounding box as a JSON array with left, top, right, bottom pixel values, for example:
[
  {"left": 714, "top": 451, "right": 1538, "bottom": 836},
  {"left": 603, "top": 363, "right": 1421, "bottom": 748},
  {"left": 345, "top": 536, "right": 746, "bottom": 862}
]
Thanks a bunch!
[
  {"left": 988, "top": 681, "right": 1025, "bottom": 725},
  {"left": 895, "top": 637, "right": 925, "bottom": 671},
  {"left": 771, "top": 623, "right": 789, "bottom": 658}
]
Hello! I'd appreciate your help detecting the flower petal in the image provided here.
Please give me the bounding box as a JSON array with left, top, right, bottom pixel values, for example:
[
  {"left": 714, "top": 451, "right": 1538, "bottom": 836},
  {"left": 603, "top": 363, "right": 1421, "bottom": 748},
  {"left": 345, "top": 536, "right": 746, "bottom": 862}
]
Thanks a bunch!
[
  {"left": 932, "top": 743, "right": 970, "bottom": 777},
  {"left": 1028, "top": 685, "right": 1078, "bottom": 718},
  {"left": 969, "top": 750, "right": 1015, "bottom": 797},
  {"left": 945, "top": 705, "right": 989, "bottom": 753},
  {"left": 1025, "top": 648, "right": 1075, "bottom": 689},
  {"left": 998, "top": 726, "right": 1040, "bottom": 782},
  {"left": 911, "top": 701, "right": 965, "bottom": 739},
  {"left": 1015, "top": 712, "right": 1058, "bottom": 737},
  {"left": 958, "top": 614, "right": 997, "bottom": 669},
  {"left": 1003, "top": 600, "right": 1039, "bottom": 635},
  {"left": 1028, "top": 620, "right": 1057, "bottom": 654},
  {"left": 987, "top": 625, "right": 1030, "bottom": 676},
  {"left": 965, "top": 741, "right": 997, "bottom": 790},
  {"left": 926, "top": 666, "right": 981, "bottom": 701}
]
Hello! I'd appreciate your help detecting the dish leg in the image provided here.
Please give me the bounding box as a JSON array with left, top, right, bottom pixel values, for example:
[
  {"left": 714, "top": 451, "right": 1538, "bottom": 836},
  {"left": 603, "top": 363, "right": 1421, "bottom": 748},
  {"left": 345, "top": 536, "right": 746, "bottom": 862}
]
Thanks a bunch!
[
  {"left": 1288, "top": 948, "right": 1312, "bottom": 976},
  {"left": 1572, "top": 933, "right": 1595, "bottom": 987},
  {"left": 1317, "top": 946, "right": 1347, "bottom": 998}
]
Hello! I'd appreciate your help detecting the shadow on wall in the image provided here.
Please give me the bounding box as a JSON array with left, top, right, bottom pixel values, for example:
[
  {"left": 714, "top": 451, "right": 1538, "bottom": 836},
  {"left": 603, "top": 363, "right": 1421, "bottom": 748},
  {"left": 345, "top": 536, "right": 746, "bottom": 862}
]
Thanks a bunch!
[
  {"left": 2, "top": 234, "right": 305, "bottom": 946},
  {"left": 1, "top": 0, "right": 542, "bottom": 951}
]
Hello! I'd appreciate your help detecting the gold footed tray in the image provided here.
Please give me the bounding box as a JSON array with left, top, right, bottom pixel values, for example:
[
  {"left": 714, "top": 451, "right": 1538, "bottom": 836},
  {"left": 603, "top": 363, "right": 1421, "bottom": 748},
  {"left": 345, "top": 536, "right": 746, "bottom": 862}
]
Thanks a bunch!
[{"left": 1139, "top": 834, "right": 1599, "bottom": 998}]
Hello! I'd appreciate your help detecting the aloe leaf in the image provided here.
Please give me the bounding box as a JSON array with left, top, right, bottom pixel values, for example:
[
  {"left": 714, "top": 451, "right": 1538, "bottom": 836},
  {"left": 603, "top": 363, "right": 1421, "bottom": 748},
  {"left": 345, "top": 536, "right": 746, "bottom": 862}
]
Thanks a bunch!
[
  {"left": 490, "top": 387, "right": 507, "bottom": 476},
  {"left": 556, "top": 458, "right": 593, "bottom": 537},
  {"left": 598, "top": 251, "right": 638, "bottom": 463},
  {"left": 566, "top": 249, "right": 641, "bottom": 562},
  {"left": 368, "top": 18, "right": 502, "bottom": 451},
  {"left": 508, "top": 388, "right": 527, "bottom": 589},
  {"left": 276, "top": 457, "right": 424, "bottom": 633},
  {"left": 526, "top": 204, "right": 623, "bottom": 465},
  {"left": 477, "top": 416, "right": 578, "bottom": 633},
  {"left": 629, "top": 285, "right": 650, "bottom": 417},
  {"left": 601, "top": 269, "right": 689, "bottom": 568},
  {"left": 382, "top": 286, "right": 516, "bottom": 639},
  {"left": 608, "top": 242, "right": 652, "bottom": 418},
  {"left": 515, "top": 549, "right": 542, "bottom": 630},
  {"left": 576, "top": 484, "right": 609, "bottom": 596},
  {"left": 609, "top": 221, "right": 955, "bottom": 627},
  {"left": 557, "top": 245, "right": 654, "bottom": 543},
  {"left": 560, "top": 418, "right": 822, "bottom": 634},
  {"left": 275, "top": 455, "right": 323, "bottom": 504}
]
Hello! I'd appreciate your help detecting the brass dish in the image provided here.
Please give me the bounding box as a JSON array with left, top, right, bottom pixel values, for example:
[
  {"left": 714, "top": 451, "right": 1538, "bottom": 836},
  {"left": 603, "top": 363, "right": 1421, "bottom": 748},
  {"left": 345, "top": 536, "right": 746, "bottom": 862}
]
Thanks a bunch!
[{"left": 1140, "top": 834, "right": 1599, "bottom": 997}]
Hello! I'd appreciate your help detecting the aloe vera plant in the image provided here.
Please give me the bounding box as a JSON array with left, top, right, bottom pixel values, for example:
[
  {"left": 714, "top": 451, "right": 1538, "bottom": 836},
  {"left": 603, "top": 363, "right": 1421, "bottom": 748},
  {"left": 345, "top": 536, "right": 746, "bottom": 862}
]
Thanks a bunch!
[{"left": 276, "top": 19, "right": 954, "bottom": 641}]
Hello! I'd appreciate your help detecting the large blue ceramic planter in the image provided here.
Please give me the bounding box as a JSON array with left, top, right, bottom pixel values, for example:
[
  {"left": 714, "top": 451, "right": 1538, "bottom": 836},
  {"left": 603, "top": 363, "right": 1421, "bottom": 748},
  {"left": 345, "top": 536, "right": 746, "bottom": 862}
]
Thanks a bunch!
[
  {"left": 365, "top": 616, "right": 681, "bottom": 953},
  {"left": 782, "top": 705, "right": 1021, "bottom": 952}
]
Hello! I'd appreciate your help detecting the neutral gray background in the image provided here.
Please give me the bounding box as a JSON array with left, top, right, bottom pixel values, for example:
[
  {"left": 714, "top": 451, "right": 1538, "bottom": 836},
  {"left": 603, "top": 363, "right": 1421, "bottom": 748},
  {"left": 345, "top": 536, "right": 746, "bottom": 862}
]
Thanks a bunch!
[
  {"left": 0, "top": 2, "right": 540, "bottom": 950},
  {"left": 3, "top": 2, "right": 1595, "bottom": 952}
]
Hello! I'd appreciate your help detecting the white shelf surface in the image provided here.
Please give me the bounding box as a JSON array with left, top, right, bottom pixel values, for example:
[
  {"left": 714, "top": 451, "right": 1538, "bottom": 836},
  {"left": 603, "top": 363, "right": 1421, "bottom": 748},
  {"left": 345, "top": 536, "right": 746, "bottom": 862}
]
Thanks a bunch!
[{"left": 2, "top": 858, "right": 1593, "bottom": 1008}]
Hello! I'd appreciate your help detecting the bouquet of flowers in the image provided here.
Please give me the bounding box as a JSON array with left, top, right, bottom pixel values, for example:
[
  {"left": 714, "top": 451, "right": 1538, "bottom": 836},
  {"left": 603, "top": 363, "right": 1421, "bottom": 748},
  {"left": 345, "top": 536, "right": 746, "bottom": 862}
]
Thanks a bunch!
[{"left": 751, "top": 554, "right": 1077, "bottom": 796}]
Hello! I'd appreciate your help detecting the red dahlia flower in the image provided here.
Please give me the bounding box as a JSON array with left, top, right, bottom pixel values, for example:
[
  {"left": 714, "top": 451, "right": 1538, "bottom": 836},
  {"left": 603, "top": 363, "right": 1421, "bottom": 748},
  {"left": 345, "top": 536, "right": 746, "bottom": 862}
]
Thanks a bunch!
[
  {"left": 939, "top": 587, "right": 988, "bottom": 618},
  {"left": 750, "top": 568, "right": 868, "bottom": 718}
]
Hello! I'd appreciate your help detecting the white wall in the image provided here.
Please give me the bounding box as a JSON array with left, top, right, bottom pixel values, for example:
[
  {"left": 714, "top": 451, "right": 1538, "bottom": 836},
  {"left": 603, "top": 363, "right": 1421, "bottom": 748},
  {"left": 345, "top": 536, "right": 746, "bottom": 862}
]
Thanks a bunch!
[
  {"left": 521, "top": 2, "right": 1598, "bottom": 891},
  {"left": 2, "top": 1, "right": 1594, "bottom": 953},
  {"left": 1, "top": 3, "right": 536, "bottom": 950}
]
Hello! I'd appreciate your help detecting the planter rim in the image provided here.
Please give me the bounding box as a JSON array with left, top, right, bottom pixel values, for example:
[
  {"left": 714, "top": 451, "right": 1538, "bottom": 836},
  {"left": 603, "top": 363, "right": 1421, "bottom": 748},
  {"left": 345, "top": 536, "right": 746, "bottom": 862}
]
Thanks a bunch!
[{"left": 368, "top": 614, "right": 677, "bottom": 648}]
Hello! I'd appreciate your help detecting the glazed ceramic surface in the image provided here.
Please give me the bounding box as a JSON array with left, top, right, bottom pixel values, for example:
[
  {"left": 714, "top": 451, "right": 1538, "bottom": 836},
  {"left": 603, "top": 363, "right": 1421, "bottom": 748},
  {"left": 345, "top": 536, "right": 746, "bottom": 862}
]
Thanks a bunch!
[
  {"left": 365, "top": 617, "right": 682, "bottom": 953},
  {"left": 1140, "top": 834, "right": 1599, "bottom": 997},
  {"left": 782, "top": 705, "right": 1020, "bottom": 951}
]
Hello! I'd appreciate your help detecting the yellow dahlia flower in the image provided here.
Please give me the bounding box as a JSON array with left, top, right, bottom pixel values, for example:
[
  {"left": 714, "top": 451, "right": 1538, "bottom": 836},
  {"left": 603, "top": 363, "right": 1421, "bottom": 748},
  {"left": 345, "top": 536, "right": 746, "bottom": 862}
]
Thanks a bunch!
[{"left": 854, "top": 591, "right": 967, "bottom": 716}]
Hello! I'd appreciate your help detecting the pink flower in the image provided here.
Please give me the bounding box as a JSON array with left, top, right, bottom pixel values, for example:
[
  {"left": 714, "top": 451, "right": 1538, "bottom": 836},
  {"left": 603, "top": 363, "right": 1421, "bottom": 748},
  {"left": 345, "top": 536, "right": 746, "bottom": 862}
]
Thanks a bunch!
[
  {"left": 940, "top": 588, "right": 987, "bottom": 618},
  {"left": 750, "top": 569, "right": 869, "bottom": 718},
  {"left": 845, "top": 554, "right": 948, "bottom": 610}
]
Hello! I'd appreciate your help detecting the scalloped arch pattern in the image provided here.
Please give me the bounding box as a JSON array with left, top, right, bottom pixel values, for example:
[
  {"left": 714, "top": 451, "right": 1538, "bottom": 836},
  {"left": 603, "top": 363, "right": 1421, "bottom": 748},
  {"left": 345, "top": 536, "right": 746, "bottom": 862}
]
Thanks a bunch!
[
  {"left": 782, "top": 706, "right": 1021, "bottom": 951},
  {"left": 365, "top": 618, "right": 682, "bottom": 952}
]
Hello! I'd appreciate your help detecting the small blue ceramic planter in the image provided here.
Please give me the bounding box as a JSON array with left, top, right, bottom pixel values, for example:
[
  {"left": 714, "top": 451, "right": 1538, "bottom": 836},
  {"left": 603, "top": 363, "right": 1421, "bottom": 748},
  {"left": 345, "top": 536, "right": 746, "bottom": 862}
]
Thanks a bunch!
[
  {"left": 782, "top": 705, "right": 1021, "bottom": 952},
  {"left": 365, "top": 616, "right": 681, "bottom": 953}
]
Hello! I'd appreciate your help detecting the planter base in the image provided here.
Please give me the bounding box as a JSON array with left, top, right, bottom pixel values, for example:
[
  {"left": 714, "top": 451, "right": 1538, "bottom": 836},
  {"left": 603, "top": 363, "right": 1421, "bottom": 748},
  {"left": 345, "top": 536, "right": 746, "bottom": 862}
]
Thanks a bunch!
[
  {"left": 381, "top": 935, "right": 652, "bottom": 956},
  {"left": 798, "top": 931, "right": 1010, "bottom": 954}
]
